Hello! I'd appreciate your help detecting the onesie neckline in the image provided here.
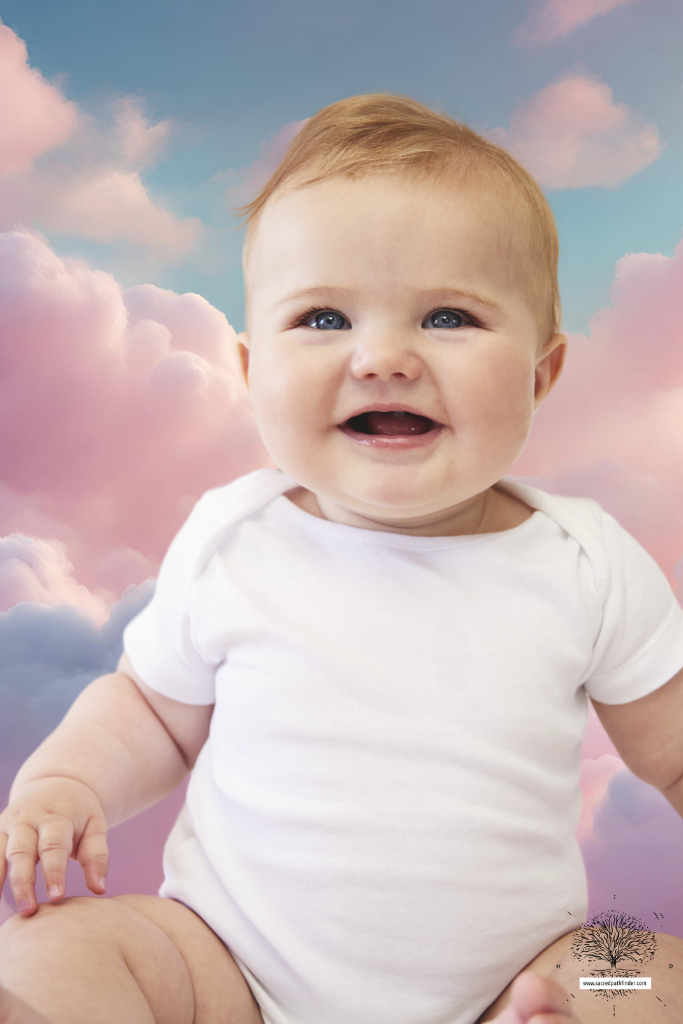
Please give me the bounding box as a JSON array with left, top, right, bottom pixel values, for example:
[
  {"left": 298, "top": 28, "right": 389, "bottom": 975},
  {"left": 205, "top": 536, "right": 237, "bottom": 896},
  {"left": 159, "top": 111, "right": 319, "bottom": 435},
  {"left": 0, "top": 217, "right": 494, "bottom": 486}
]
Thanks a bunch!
[{"left": 268, "top": 478, "right": 550, "bottom": 550}]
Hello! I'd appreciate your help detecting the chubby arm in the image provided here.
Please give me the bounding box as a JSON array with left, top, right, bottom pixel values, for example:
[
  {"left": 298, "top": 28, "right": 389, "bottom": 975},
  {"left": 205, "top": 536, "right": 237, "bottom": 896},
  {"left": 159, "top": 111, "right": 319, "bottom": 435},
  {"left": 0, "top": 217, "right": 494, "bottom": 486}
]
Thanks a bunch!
[
  {"left": 590, "top": 663, "right": 683, "bottom": 814},
  {"left": 1, "top": 657, "right": 214, "bottom": 913},
  {"left": 116, "top": 651, "right": 213, "bottom": 773},
  {"left": 9, "top": 654, "right": 213, "bottom": 827}
]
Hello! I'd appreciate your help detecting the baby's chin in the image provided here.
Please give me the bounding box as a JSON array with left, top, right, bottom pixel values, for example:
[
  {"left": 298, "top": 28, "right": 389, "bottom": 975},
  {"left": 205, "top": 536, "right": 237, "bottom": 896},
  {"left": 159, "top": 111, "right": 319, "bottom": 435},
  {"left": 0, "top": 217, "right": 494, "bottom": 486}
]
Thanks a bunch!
[
  {"left": 269, "top": 437, "right": 503, "bottom": 531},
  {"left": 337, "top": 467, "right": 485, "bottom": 514}
]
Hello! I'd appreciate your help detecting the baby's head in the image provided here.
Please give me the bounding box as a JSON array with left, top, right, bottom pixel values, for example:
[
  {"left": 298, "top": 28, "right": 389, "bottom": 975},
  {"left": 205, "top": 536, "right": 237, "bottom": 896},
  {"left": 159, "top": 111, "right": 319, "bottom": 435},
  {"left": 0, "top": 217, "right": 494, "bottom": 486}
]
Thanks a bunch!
[{"left": 234, "top": 94, "right": 567, "bottom": 534}]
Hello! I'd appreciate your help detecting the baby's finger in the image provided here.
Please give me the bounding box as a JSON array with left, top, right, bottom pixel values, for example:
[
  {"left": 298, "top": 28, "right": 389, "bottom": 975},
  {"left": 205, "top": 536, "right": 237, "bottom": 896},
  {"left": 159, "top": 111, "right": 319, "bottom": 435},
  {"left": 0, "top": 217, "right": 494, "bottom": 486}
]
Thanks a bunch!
[
  {"left": 36, "top": 817, "right": 75, "bottom": 903},
  {"left": 4, "top": 821, "right": 39, "bottom": 915},
  {"left": 75, "top": 814, "right": 109, "bottom": 895}
]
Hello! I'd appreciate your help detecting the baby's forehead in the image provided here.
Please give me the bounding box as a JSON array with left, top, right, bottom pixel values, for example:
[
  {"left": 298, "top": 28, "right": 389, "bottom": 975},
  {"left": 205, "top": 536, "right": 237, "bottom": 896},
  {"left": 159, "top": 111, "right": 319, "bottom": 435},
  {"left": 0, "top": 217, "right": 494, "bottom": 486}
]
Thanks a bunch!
[
  {"left": 244, "top": 173, "right": 525, "bottom": 300},
  {"left": 250, "top": 170, "right": 511, "bottom": 237}
]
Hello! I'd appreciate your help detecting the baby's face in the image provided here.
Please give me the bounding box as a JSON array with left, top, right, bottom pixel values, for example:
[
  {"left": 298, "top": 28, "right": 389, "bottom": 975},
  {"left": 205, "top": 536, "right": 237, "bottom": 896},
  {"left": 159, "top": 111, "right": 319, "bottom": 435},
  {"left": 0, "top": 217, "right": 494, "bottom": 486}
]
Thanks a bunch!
[{"left": 237, "top": 174, "right": 565, "bottom": 533}]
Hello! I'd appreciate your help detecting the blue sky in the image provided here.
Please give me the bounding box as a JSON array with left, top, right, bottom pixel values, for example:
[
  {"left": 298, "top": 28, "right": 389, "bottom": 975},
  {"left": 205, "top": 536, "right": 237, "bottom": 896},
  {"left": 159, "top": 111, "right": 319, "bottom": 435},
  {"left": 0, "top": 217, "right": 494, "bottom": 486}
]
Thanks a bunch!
[{"left": 1, "top": 0, "right": 682, "bottom": 334}]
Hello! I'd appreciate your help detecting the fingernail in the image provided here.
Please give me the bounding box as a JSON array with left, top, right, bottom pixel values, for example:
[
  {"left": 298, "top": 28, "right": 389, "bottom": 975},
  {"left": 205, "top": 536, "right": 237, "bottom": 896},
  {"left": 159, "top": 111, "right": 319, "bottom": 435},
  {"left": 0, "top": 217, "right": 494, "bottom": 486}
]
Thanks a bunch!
[
  {"left": 17, "top": 898, "right": 29, "bottom": 912},
  {"left": 98, "top": 878, "right": 106, "bottom": 891},
  {"left": 49, "top": 885, "right": 61, "bottom": 899}
]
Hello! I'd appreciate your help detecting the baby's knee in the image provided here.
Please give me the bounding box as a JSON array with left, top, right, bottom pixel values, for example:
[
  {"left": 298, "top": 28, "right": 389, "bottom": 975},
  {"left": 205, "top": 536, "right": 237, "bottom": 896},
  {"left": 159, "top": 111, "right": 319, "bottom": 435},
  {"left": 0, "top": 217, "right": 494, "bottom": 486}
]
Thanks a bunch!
[
  {"left": 0, "top": 895, "right": 179, "bottom": 970},
  {"left": 0, "top": 897, "right": 119, "bottom": 959},
  {"left": 0, "top": 896, "right": 196, "bottom": 1024}
]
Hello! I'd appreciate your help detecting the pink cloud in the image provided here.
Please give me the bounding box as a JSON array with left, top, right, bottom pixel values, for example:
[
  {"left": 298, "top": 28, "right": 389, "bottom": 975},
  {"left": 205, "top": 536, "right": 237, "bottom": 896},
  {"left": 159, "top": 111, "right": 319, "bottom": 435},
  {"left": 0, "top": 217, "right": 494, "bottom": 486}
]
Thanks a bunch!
[
  {"left": 0, "top": 228, "right": 270, "bottom": 605},
  {"left": 0, "top": 534, "right": 110, "bottom": 624},
  {"left": 502, "top": 221, "right": 683, "bottom": 871},
  {"left": 488, "top": 74, "right": 662, "bottom": 188},
  {"left": 577, "top": 706, "right": 625, "bottom": 850},
  {"left": 580, "top": 769, "right": 683, "bottom": 936},
  {"left": 0, "top": 21, "right": 78, "bottom": 178},
  {"left": 109, "top": 95, "right": 175, "bottom": 169},
  {"left": 513, "top": 0, "right": 652, "bottom": 47},
  {"left": 577, "top": 754, "right": 623, "bottom": 843},
  {"left": 513, "top": 231, "right": 683, "bottom": 585},
  {"left": 0, "top": 164, "right": 203, "bottom": 257},
  {"left": 0, "top": 21, "right": 202, "bottom": 260}
]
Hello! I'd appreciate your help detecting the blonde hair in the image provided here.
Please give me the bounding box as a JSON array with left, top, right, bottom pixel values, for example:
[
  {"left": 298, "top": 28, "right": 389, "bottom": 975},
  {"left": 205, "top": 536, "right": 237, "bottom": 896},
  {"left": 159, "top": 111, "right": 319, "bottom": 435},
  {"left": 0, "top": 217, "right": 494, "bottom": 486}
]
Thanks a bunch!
[{"left": 234, "top": 93, "right": 561, "bottom": 345}]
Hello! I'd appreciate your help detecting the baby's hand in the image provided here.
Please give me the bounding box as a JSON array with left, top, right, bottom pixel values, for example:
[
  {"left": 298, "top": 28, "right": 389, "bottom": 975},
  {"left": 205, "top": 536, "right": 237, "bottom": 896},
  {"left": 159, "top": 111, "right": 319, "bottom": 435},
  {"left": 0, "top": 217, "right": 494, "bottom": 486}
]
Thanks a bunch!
[{"left": 0, "top": 777, "right": 109, "bottom": 917}]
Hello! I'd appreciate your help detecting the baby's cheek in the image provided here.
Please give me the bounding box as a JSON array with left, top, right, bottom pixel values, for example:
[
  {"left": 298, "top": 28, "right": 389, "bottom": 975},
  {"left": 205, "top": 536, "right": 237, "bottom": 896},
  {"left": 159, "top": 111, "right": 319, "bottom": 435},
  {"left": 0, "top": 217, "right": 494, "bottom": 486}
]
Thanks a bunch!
[
  {"left": 494, "top": 354, "right": 535, "bottom": 410},
  {"left": 478, "top": 373, "right": 535, "bottom": 451},
  {"left": 251, "top": 382, "right": 323, "bottom": 472}
]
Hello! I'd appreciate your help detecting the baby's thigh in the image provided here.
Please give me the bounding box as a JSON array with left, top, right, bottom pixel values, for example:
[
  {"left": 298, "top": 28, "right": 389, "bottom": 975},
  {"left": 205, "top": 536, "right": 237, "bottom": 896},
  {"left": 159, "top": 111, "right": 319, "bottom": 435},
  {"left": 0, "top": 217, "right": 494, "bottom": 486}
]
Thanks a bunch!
[
  {"left": 112, "top": 895, "right": 264, "bottom": 1024},
  {"left": 476, "top": 927, "right": 683, "bottom": 1023}
]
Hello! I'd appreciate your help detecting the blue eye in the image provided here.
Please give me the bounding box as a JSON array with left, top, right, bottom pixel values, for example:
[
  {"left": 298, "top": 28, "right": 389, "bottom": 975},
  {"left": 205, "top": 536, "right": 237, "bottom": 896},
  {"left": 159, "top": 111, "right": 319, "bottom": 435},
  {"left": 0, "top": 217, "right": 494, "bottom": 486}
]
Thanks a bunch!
[
  {"left": 302, "top": 309, "right": 348, "bottom": 330},
  {"left": 424, "top": 309, "right": 469, "bottom": 329},
  {"left": 294, "top": 306, "right": 477, "bottom": 331}
]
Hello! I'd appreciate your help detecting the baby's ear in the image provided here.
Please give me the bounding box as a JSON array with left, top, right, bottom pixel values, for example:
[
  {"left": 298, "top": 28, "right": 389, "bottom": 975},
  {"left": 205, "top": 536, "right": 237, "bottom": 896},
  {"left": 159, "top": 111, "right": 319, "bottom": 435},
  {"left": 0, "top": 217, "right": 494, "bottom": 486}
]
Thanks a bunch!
[
  {"left": 534, "top": 332, "right": 566, "bottom": 409},
  {"left": 235, "top": 331, "right": 250, "bottom": 389}
]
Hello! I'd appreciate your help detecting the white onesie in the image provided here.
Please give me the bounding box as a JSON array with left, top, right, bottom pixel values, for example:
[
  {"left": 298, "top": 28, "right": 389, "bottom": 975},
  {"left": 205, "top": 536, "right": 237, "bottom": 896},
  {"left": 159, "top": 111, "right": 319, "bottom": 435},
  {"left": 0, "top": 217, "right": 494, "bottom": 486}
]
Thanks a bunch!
[{"left": 122, "top": 469, "right": 683, "bottom": 1024}]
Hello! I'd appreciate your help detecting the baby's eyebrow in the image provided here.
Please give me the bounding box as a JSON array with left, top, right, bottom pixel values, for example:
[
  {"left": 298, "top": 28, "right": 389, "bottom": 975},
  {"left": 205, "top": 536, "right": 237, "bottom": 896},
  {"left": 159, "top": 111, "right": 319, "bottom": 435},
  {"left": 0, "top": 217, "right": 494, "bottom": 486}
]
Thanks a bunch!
[
  {"left": 273, "top": 286, "right": 354, "bottom": 310},
  {"left": 273, "top": 285, "right": 506, "bottom": 316}
]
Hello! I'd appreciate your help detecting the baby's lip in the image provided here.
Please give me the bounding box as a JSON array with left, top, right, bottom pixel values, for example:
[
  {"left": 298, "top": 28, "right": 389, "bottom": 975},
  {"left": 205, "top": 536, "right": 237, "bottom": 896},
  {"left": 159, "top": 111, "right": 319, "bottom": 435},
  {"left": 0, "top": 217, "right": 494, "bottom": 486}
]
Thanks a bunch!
[{"left": 340, "top": 402, "right": 442, "bottom": 425}]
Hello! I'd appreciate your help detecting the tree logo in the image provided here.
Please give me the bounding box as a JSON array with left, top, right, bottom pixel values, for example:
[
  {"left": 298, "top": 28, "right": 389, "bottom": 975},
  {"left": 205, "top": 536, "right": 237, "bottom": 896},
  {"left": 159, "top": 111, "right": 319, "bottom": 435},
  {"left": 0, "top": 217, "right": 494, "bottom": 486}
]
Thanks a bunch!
[{"left": 570, "top": 911, "right": 657, "bottom": 1000}]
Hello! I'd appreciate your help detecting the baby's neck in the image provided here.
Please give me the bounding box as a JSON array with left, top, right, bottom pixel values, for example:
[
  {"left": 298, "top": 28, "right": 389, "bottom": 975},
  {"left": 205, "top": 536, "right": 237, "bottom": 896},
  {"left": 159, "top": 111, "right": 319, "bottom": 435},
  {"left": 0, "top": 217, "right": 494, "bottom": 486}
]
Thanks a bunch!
[{"left": 285, "top": 486, "right": 534, "bottom": 537}]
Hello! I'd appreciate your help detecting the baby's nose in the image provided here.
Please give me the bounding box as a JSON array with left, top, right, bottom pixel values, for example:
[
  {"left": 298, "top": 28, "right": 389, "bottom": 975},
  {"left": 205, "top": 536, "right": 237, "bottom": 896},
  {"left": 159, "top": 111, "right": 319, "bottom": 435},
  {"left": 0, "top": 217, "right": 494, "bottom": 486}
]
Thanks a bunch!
[{"left": 349, "top": 334, "right": 422, "bottom": 381}]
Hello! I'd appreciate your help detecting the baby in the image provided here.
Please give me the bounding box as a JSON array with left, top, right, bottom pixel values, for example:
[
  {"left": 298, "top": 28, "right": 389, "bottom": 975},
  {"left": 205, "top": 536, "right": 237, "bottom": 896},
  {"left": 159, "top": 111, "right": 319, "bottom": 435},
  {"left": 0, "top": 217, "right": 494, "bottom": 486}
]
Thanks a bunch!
[{"left": 2, "top": 93, "right": 683, "bottom": 1024}]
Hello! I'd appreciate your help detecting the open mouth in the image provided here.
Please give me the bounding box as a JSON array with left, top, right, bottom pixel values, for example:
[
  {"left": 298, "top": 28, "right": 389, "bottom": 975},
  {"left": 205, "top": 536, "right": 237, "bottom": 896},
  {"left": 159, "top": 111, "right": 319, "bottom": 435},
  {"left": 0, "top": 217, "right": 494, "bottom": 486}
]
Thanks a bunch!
[{"left": 345, "top": 411, "right": 435, "bottom": 436}]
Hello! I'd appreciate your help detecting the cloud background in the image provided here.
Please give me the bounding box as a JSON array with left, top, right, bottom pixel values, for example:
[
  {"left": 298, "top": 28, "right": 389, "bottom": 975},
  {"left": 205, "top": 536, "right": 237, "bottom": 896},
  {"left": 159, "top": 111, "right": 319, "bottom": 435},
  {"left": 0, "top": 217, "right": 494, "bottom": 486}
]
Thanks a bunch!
[
  {"left": 1, "top": 0, "right": 683, "bottom": 942},
  {"left": 512, "top": 0, "right": 653, "bottom": 47}
]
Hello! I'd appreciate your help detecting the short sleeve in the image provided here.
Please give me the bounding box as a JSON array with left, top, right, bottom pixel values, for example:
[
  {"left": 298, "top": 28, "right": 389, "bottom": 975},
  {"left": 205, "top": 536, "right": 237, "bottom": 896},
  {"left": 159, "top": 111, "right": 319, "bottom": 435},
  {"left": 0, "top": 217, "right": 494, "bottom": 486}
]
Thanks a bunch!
[
  {"left": 582, "top": 509, "right": 683, "bottom": 704},
  {"left": 122, "top": 494, "right": 219, "bottom": 705}
]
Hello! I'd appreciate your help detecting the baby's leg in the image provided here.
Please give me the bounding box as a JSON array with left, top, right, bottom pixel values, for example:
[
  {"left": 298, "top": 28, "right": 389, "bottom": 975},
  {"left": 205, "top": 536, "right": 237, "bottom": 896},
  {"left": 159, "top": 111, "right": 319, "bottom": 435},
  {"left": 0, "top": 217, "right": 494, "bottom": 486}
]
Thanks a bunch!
[
  {"left": 0, "top": 894, "right": 264, "bottom": 1024},
  {"left": 477, "top": 926, "right": 683, "bottom": 1023}
]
